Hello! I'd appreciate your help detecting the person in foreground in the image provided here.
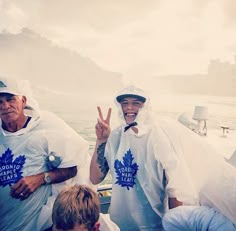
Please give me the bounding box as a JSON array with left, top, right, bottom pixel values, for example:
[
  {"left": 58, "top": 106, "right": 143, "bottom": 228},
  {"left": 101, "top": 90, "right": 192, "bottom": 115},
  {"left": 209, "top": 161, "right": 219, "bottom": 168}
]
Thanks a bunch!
[
  {"left": 0, "top": 77, "right": 91, "bottom": 231},
  {"left": 52, "top": 184, "right": 100, "bottom": 231},
  {"left": 90, "top": 85, "right": 198, "bottom": 231},
  {"left": 162, "top": 205, "right": 236, "bottom": 231}
]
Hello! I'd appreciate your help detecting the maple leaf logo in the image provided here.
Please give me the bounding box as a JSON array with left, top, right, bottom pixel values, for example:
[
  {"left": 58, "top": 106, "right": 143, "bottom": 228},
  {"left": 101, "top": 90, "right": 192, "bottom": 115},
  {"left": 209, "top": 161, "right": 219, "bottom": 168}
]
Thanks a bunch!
[
  {"left": 114, "top": 149, "right": 139, "bottom": 190},
  {"left": 0, "top": 148, "right": 26, "bottom": 187}
]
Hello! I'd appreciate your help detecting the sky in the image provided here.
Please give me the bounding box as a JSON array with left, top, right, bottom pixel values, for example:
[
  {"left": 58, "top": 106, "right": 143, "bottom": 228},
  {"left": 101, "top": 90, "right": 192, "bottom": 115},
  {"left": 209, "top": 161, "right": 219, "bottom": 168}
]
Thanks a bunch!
[
  {"left": 1, "top": 0, "right": 236, "bottom": 81},
  {"left": 0, "top": 0, "right": 236, "bottom": 157}
]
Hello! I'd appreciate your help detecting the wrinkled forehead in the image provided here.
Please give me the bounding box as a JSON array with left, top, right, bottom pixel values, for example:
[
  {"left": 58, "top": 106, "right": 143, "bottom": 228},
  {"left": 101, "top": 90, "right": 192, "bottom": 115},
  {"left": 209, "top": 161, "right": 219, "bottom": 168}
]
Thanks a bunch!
[{"left": 0, "top": 93, "right": 23, "bottom": 100}]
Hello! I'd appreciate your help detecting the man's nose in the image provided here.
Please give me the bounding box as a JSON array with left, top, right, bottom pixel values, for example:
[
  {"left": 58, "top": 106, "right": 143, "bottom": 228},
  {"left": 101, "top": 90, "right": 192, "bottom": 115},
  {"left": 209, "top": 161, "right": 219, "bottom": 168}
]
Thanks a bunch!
[{"left": 127, "top": 103, "right": 133, "bottom": 109}]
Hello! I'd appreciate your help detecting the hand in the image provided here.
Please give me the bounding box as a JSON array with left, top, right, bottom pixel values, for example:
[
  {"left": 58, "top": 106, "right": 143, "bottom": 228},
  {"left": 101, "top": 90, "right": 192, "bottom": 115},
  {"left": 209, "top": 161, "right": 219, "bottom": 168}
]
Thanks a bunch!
[
  {"left": 95, "top": 106, "right": 112, "bottom": 142},
  {"left": 10, "top": 174, "right": 43, "bottom": 200}
]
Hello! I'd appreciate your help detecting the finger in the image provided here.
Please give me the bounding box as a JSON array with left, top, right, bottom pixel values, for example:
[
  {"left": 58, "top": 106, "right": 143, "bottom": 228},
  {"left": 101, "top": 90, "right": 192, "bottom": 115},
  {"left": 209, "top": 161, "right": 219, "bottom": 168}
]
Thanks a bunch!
[
  {"left": 11, "top": 184, "right": 25, "bottom": 197},
  {"left": 105, "top": 108, "right": 112, "bottom": 123},
  {"left": 10, "top": 179, "right": 26, "bottom": 194},
  {"left": 20, "top": 194, "right": 27, "bottom": 200},
  {"left": 11, "top": 180, "right": 21, "bottom": 190},
  {"left": 97, "top": 118, "right": 103, "bottom": 127},
  {"left": 99, "top": 120, "right": 110, "bottom": 130},
  {"left": 95, "top": 121, "right": 102, "bottom": 130},
  {"left": 98, "top": 118, "right": 109, "bottom": 128},
  {"left": 10, "top": 182, "right": 23, "bottom": 196},
  {"left": 19, "top": 190, "right": 30, "bottom": 200},
  {"left": 97, "top": 106, "right": 104, "bottom": 121}
]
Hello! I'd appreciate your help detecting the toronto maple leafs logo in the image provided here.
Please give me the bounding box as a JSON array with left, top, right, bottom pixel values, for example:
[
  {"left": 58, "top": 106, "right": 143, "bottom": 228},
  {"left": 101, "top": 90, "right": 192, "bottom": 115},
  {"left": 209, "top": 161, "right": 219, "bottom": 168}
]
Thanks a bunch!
[
  {"left": 0, "top": 148, "right": 26, "bottom": 187},
  {"left": 114, "top": 149, "right": 139, "bottom": 190}
]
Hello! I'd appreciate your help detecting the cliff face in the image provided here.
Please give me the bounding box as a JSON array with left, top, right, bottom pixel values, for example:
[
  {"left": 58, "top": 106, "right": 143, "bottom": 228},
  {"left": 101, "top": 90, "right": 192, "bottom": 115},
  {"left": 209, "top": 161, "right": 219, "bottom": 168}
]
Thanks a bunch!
[
  {"left": 151, "top": 63, "right": 236, "bottom": 97},
  {"left": 0, "top": 28, "right": 123, "bottom": 95}
]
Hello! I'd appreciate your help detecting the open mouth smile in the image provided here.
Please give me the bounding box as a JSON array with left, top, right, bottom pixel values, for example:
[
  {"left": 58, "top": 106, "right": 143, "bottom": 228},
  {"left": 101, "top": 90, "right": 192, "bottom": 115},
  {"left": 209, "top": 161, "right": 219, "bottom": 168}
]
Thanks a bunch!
[
  {"left": 124, "top": 113, "right": 138, "bottom": 123},
  {"left": 124, "top": 113, "right": 137, "bottom": 117}
]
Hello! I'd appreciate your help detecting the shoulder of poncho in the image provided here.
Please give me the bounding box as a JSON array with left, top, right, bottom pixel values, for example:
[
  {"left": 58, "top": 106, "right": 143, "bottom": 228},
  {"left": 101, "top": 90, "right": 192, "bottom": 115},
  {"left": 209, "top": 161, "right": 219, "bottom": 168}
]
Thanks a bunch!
[
  {"left": 149, "top": 118, "right": 183, "bottom": 147},
  {"left": 154, "top": 118, "right": 184, "bottom": 135},
  {"left": 107, "top": 125, "right": 123, "bottom": 140},
  {"left": 38, "top": 110, "right": 75, "bottom": 133},
  {"left": 112, "top": 124, "right": 123, "bottom": 133}
]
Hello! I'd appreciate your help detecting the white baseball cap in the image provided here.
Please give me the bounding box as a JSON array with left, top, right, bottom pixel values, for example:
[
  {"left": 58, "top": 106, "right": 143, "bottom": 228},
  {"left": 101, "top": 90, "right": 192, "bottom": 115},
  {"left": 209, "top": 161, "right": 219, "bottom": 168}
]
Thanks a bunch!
[
  {"left": 116, "top": 85, "right": 148, "bottom": 103},
  {"left": 0, "top": 77, "right": 31, "bottom": 96},
  {"left": 0, "top": 77, "right": 40, "bottom": 111}
]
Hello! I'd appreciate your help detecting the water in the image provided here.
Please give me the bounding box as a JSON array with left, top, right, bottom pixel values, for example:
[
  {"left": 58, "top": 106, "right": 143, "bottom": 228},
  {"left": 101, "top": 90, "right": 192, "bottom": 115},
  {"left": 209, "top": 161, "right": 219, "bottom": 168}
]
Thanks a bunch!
[
  {"left": 37, "top": 92, "right": 236, "bottom": 184},
  {"left": 37, "top": 92, "right": 236, "bottom": 143},
  {"left": 28, "top": 88, "right": 236, "bottom": 228}
]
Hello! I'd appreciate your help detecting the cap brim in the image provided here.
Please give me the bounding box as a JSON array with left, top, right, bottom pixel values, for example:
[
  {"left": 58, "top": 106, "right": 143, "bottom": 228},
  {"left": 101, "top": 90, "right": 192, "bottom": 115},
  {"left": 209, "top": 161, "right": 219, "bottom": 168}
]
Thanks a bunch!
[
  {"left": 0, "top": 91, "right": 18, "bottom": 96},
  {"left": 116, "top": 94, "right": 146, "bottom": 103}
]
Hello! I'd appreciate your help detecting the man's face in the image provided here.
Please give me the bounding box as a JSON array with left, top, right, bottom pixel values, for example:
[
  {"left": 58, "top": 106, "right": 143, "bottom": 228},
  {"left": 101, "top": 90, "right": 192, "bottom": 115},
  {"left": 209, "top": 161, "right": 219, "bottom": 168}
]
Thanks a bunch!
[
  {"left": 120, "top": 97, "right": 144, "bottom": 124},
  {"left": 0, "top": 93, "right": 26, "bottom": 124}
]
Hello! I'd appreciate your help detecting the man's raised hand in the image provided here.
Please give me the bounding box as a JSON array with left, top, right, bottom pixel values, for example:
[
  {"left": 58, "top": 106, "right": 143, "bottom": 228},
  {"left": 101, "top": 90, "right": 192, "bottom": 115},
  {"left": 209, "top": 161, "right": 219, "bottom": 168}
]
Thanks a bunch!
[{"left": 95, "top": 106, "right": 111, "bottom": 141}]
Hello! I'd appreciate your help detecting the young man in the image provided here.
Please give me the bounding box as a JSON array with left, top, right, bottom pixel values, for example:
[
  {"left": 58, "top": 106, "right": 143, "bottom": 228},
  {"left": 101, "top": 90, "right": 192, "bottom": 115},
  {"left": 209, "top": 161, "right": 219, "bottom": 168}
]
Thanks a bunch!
[
  {"left": 0, "top": 77, "right": 91, "bottom": 231},
  {"left": 52, "top": 185, "right": 100, "bottom": 231},
  {"left": 90, "top": 85, "right": 197, "bottom": 231}
]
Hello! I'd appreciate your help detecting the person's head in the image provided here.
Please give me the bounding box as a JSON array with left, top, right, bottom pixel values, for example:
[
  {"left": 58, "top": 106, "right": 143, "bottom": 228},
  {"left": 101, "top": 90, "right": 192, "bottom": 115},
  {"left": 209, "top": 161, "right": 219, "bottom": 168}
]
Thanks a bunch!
[
  {"left": 116, "top": 85, "right": 147, "bottom": 124},
  {"left": 0, "top": 77, "right": 28, "bottom": 129},
  {"left": 52, "top": 185, "right": 100, "bottom": 231}
]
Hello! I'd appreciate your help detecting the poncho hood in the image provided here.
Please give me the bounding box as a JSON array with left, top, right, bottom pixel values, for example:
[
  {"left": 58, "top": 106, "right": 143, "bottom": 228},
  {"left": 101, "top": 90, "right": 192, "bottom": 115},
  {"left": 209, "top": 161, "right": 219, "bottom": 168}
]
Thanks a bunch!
[
  {"left": 115, "top": 85, "right": 154, "bottom": 135},
  {"left": 0, "top": 77, "right": 41, "bottom": 136}
]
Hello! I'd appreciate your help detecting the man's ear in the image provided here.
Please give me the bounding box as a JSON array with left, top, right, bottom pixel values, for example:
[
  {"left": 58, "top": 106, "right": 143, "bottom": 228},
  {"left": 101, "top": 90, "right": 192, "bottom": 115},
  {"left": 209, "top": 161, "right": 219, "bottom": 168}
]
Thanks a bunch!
[
  {"left": 22, "top": 96, "right": 27, "bottom": 107},
  {"left": 92, "top": 222, "right": 100, "bottom": 231}
]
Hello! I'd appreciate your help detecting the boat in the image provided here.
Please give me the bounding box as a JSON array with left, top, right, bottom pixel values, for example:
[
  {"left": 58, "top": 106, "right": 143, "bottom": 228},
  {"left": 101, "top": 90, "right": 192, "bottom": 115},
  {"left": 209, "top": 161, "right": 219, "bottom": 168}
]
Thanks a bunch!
[{"left": 177, "top": 106, "right": 236, "bottom": 167}]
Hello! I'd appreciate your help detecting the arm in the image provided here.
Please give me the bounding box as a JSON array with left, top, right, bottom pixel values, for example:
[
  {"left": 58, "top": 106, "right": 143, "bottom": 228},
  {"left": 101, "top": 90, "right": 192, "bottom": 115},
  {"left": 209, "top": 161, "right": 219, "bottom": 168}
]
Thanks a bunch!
[
  {"left": 164, "top": 169, "right": 183, "bottom": 209},
  {"left": 90, "top": 107, "right": 111, "bottom": 185},
  {"left": 168, "top": 197, "right": 183, "bottom": 209},
  {"left": 11, "top": 166, "right": 77, "bottom": 200},
  {"left": 90, "top": 139, "right": 109, "bottom": 184}
]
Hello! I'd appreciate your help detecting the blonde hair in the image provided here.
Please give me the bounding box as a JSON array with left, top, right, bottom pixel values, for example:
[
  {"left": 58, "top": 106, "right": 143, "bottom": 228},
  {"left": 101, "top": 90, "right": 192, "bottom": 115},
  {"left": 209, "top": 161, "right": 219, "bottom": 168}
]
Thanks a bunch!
[{"left": 52, "top": 185, "right": 100, "bottom": 231}]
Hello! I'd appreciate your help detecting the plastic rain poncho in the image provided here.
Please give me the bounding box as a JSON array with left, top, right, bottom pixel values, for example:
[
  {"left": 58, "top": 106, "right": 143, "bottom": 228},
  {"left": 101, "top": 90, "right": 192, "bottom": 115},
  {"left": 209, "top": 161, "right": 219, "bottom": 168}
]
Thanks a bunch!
[
  {"left": 160, "top": 119, "right": 236, "bottom": 225},
  {"left": 0, "top": 79, "right": 91, "bottom": 231},
  {"left": 104, "top": 85, "right": 198, "bottom": 231}
]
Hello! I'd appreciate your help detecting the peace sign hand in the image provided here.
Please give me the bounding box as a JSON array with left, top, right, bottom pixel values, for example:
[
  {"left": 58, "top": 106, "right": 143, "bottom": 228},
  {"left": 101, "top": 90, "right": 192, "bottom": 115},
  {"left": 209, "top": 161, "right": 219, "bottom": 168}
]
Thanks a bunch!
[{"left": 95, "top": 106, "right": 112, "bottom": 142}]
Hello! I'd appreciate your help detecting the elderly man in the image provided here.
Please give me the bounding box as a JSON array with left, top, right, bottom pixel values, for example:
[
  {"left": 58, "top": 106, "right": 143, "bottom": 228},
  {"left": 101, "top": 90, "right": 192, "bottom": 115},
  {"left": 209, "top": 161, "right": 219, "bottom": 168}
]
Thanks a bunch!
[{"left": 0, "top": 77, "right": 90, "bottom": 231}]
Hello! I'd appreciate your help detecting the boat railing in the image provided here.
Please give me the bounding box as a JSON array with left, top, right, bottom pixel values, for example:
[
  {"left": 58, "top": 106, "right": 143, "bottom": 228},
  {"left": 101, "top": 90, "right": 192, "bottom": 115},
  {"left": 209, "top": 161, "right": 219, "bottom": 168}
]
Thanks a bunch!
[{"left": 97, "top": 184, "right": 112, "bottom": 214}]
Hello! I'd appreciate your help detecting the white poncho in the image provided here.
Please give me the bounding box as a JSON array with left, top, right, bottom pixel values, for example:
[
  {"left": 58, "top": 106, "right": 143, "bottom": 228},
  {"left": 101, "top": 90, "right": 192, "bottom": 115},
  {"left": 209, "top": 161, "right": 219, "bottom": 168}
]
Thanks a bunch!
[
  {"left": 105, "top": 86, "right": 198, "bottom": 231},
  {"left": 0, "top": 93, "right": 91, "bottom": 231},
  {"left": 161, "top": 119, "right": 236, "bottom": 225}
]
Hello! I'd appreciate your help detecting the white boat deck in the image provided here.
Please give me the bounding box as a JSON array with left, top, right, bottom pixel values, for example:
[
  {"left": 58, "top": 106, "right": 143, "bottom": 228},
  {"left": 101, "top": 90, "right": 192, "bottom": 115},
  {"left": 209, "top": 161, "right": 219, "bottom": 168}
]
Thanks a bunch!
[
  {"left": 206, "top": 128, "right": 236, "bottom": 160},
  {"left": 178, "top": 111, "right": 236, "bottom": 166}
]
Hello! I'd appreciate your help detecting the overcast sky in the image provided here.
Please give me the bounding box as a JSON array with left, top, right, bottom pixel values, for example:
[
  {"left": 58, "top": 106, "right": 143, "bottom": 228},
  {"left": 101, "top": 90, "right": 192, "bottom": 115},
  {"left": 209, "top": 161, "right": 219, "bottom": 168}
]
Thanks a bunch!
[{"left": 1, "top": 0, "right": 236, "bottom": 80}]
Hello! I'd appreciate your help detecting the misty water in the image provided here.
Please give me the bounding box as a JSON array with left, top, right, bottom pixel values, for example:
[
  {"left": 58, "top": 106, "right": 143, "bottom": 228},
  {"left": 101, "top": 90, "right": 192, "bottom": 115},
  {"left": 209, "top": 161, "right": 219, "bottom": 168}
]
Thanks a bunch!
[
  {"left": 37, "top": 91, "right": 236, "bottom": 146},
  {"left": 35, "top": 91, "right": 236, "bottom": 184}
]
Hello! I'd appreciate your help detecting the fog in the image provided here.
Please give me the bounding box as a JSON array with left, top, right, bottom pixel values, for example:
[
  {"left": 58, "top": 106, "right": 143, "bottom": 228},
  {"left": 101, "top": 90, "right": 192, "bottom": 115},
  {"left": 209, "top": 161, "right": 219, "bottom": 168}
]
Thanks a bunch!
[
  {"left": 0, "top": 0, "right": 236, "bottom": 123},
  {"left": 1, "top": 0, "right": 236, "bottom": 78}
]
